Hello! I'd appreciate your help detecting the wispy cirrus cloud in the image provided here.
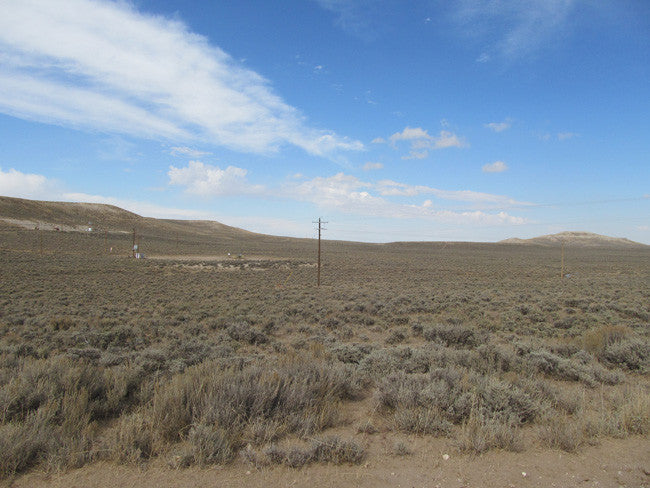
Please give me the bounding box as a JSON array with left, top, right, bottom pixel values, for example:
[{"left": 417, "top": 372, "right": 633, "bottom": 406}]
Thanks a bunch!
[
  {"left": 0, "top": 0, "right": 362, "bottom": 157},
  {"left": 170, "top": 147, "right": 212, "bottom": 158},
  {"left": 453, "top": 0, "right": 581, "bottom": 60},
  {"left": 313, "top": 0, "right": 389, "bottom": 41}
]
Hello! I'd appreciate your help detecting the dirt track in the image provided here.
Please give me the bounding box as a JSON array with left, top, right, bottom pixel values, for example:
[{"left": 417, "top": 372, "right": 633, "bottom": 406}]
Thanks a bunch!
[{"left": 13, "top": 437, "right": 649, "bottom": 488}]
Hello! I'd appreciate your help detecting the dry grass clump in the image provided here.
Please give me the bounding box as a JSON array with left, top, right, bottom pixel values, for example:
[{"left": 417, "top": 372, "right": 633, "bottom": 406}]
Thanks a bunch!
[
  {"left": 376, "top": 367, "right": 540, "bottom": 435},
  {"left": 258, "top": 436, "right": 366, "bottom": 467},
  {"left": 423, "top": 323, "right": 488, "bottom": 348},
  {"left": 107, "top": 411, "right": 156, "bottom": 463},
  {"left": 187, "top": 424, "right": 237, "bottom": 466},
  {"left": 392, "top": 441, "right": 413, "bottom": 456},
  {"left": 108, "top": 357, "right": 363, "bottom": 466},
  {"left": 582, "top": 325, "right": 649, "bottom": 372},
  {"left": 0, "top": 385, "right": 98, "bottom": 476},
  {"left": 0, "top": 408, "right": 53, "bottom": 477},
  {"left": 600, "top": 336, "right": 649, "bottom": 372},
  {"left": 0, "top": 355, "right": 147, "bottom": 476},
  {"left": 457, "top": 408, "right": 525, "bottom": 454},
  {"left": 536, "top": 384, "right": 650, "bottom": 452},
  {"left": 330, "top": 343, "right": 373, "bottom": 364},
  {"left": 583, "top": 325, "right": 631, "bottom": 354},
  {"left": 537, "top": 415, "right": 584, "bottom": 452},
  {"left": 524, "top": 349, "right": 624, "bottom": 386}
]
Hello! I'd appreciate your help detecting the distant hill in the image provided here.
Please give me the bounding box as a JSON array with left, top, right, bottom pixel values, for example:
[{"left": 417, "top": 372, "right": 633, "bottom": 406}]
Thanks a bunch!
[
  {"left": 0, "top": 196, "right": 378, "bottom": 258},
  {"left": 2, "top": 196, "right": 647, "bottom": 251},
  {"left": 499, "top": 231, "right": 647, "bottom": 248},
  {"left": 0, "top": 195, "right": 259, "bottom": 240}
]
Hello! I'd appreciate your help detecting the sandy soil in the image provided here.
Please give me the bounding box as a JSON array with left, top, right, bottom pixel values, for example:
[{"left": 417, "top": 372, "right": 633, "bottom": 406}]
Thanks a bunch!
[{"left": 12, "top": 437, "right": 649, "bottom": 488}]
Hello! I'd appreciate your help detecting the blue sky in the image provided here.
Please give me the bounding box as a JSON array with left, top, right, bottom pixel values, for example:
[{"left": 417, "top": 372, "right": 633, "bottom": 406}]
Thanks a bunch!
[{"left": 0, "top": 0, "right": 648, "bottom": 243}]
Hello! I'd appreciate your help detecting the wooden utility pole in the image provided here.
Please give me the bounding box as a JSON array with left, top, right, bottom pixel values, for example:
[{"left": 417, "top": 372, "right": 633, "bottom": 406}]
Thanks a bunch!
[
  {"left": 560, "top": 241, "right": 565, "bottom": 279},
  {"left": 132, "top": 228, "right": 136, "bottom": 258},
  {"left": 313, "top": 218, "right": 327, "bottom": 286}
]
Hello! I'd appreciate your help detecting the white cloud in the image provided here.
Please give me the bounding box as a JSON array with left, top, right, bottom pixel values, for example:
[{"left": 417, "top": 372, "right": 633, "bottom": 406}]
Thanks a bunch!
[
  {"left": 363, "top": 162, "right": 384, "bottom": 171},
  {"left": 433, "top": 130, "right": 463, "bottom": 149},
  {"left": 0, "top": 0, "right": 362, "bottom": 157},
  {"left": 375, "top": 180, "right": 525, "bottom": 206},
  {"left": 485, "top": 120, "right": 511, "bottom": 132},
  {"left": 288, "top": 173, "right": 375, "bottom": 210},
  {"left": 371, "top": 137, "right": 386, "bottom": 144},
  {"left": 388, "top": 126, "right": 464, "bottom": 160},
  {"left": 285, "top": 173, "right": 526, "bottom": 225},
  {"left": 0, "top": 167, "right": 59, "bottom": 199},
  {"left": 170, "top": 146, "right": 212, "bottom": 158},
  {"left": 482, "top": 161, "right": 509, "bottom": 173},
  {"left": 168, "top": 161, "right": 264, "bottom": 197},
  {"left": 389, "top": 127, "right": 432, "bottom": 143}
]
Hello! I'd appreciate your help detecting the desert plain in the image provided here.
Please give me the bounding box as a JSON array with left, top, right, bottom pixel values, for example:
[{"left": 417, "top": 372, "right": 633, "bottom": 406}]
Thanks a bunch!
[{"left": 0, "top": 196, "right": 648, "bottom": 487}]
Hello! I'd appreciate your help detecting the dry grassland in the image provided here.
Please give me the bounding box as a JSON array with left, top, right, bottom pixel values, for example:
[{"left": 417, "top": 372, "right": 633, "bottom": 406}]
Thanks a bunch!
[{"left": 0, "top": 223, "right": 648, "bottom": 485}]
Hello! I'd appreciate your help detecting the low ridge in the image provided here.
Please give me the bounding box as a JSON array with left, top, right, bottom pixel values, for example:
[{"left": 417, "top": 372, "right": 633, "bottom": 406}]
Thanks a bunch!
[
  {"left": 500, "top": 231, "right": 646, "bottom": 248},
  {"left": 1, "top": 196, "right": 646, "bottom": 248}
]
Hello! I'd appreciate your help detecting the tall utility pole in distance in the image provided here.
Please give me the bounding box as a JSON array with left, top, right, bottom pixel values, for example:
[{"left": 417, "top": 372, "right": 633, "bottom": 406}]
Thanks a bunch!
[{"left": 313, "top": 218, "right": 327, "bottom": 287}]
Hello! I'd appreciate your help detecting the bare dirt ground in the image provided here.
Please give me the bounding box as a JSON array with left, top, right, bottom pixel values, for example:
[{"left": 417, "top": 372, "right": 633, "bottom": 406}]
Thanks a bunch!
[
  {"left": 12, "top": 437, "right": 649, "bottom": 488},
  {"left": 149, "top": 254, "right": 296, "bottom": 262}
]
